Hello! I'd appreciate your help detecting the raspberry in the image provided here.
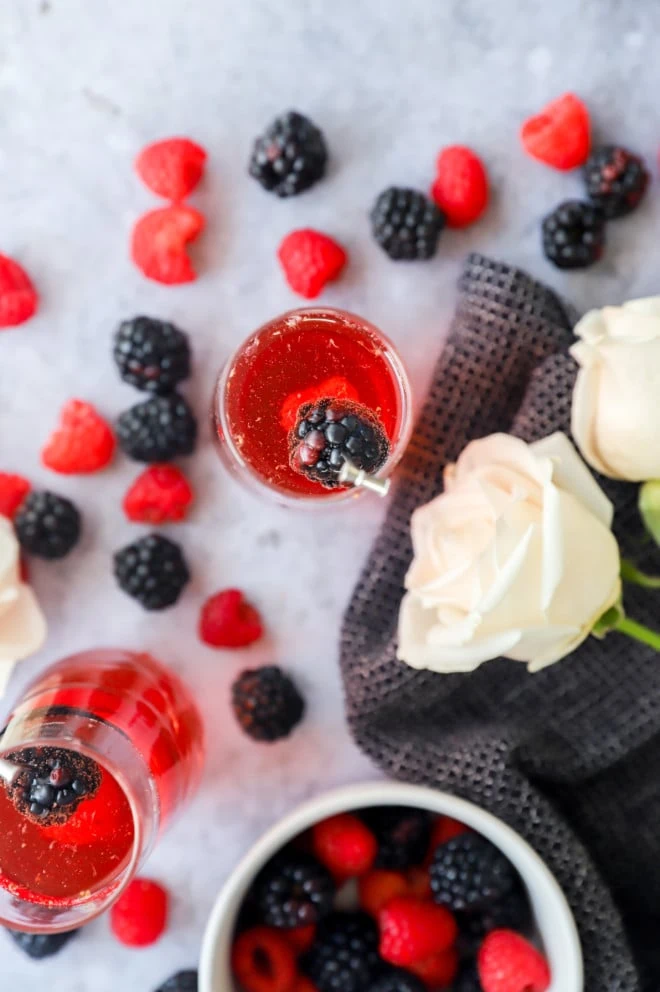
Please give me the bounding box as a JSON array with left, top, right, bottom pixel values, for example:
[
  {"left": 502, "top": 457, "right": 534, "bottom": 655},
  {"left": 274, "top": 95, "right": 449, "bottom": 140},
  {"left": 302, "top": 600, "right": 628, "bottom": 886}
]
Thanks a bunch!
[
  {"left": 231, "top": 927, "right": 297, "bottom": 992},
  {"left": 278, "top": 230, "right": 347, "bottom": 299},
  {"left": 431, "top": 146, "right": 489, "bottom": 228},
  {"left": 408, "top": 947, "right": 459, "bottom": 988},
  {"left": 280, "top": 377, "right": 358, "bottom": 431},
  {"left": 123, "top": 464, "right": 194, "bottom": 524},
  {"left": 478, "top": 930, "right": 550, "bottom": 992},
  {"left": 283, "top": 925, "right": 316, "bottom": 954},
  {"left": 42, "top": 399, "right": 116, "bottom": 474},
  {"left": 379, "top": 896, "right": 457, "bottom": 967},
  {"left": 110, "top": 877, "right": 169, "bottom": 947},
  {"left": 0, "top": 473, "right": 30, "bottom": 518},
  {"left": 199, "top": 589, "right": 264, "bottom": 648},
  {"left": 0, "top": 254, "right": 38, "bottom": 328},
  {"left": 131, "top": 205, "right": 205, "bottom": 284},
  {"left": 520, "top": 93, "right": 590, "bottom": 170},
  {"left": 135, "top": 138, "right": 207, "bottom": 201},
  {"left": 312, "top": 813, "right": 378, "bottom": 879}
]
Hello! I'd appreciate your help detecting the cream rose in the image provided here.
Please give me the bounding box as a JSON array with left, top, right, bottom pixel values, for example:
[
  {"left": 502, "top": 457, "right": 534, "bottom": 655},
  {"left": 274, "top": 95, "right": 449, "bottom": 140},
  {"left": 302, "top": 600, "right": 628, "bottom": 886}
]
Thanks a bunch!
[
  {"left": 397, "top": 432, "right": 621, "bottom": 674},
  {"left": 0, "top": 516, "right": 46, "bottom": 693},
  {"left": 571, "top": 296, "right": 660, "bottom": 481}
]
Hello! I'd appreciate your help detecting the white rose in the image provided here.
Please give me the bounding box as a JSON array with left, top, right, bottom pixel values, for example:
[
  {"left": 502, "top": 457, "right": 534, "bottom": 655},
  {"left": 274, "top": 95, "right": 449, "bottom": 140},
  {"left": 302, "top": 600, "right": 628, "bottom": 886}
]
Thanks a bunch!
[
  {"left": 571, "top": 297, "right": 660, "bottom": 481},
  {"left": 397, "top": 432, "right": 621, "bottom": 674},
  {"left": 0, "top": 516, "right": 46, "bottom": 693}
]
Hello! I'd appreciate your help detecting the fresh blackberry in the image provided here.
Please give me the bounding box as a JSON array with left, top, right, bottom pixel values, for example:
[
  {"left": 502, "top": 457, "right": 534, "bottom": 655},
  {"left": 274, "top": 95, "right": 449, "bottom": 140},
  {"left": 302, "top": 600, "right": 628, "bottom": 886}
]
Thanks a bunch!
[
  {"left": 583, "top": 145, "right": 649, "bottom": 219},
  {"left": 361, "top": 806, "right": 432, "bottom": 869},
  {"left": 116, "top": 394, "right": 197, "bottom": 462},
  {"left": 155, "top": 970, "right": 198, "bottom": 992},
  {"left": 541, "top": 200, "right": 605, "bottom": 270},
  {"left": 7, "top": 927, "right": 78, "bottom": 959},
  {"left": 14, "top": 491, "right": 81, "bottom": 560},
  {"left": 457, "top": 882, "right": 531, "bottom": 957},
  {"left": 430, "top": 833, "right": 516, "bottom": 912},
  {"left": 453, "top": 961, "right": 482, "bottom": 992},
  {"left": 3, "top": 746, "right": 101, "bottom": 825},
  {"left": 232, "top": 666, "right": 305, "bottom": 742},
  {"left": 113, "top": 533, "right": 190, "bottom": 610},
  {"left": 368, "top": 967, "right": 426, "bottom": 992},
  {"left": 249, "top": 110, "right": 328, "bottom": 197},
  {"left": 290, "top": 398, "right": 389, "bottom": 489},
  {"left": 370, "top": 187, "right": 445, "bottom": 260},
  {"left": 113, "top": 316, "right": 191, "bottom": 394},
  {"left": 302, "top": 911, "right": 381, "bottom": 992},
  {"left": 253, "top": 851, "right": 335, "bottom": 928}
]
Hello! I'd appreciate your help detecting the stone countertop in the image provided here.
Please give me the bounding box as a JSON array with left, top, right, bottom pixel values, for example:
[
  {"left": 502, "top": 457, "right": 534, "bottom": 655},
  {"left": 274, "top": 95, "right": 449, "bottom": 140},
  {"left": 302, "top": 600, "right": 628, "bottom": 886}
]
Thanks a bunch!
[{"left": 2, "top": 0, "right": 660, "bottom": 987}]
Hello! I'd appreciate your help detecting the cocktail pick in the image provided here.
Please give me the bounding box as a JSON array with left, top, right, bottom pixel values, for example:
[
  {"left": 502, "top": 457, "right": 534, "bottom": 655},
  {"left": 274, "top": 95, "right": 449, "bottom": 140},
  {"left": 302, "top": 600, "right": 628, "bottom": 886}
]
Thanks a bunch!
[{"left": 339, "top": 458, "right": 391, "bottom": 497}]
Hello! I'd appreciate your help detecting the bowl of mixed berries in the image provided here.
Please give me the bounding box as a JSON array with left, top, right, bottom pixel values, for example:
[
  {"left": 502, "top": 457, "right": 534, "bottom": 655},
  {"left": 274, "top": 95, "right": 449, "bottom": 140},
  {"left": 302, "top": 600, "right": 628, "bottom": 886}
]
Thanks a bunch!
[{"left": 200, "top": 782, "right": 582, "bottom": 992}]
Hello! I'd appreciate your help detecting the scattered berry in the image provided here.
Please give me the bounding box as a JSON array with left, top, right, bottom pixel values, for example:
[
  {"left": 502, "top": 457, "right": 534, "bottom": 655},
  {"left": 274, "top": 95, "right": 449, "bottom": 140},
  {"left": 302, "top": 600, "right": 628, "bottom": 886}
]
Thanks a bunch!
[
  {"left": 0, "top": 254, "right": 38, "bottom": 328},
  {"left": 4, "top": 746, "right": 101, "bottom": 825},
  {"left": 0, "top": 473, "right": 30, "bottom": 519},
  {"left": 312, "top": 813, "right": 378, "bottom": 879},
  {"left": 41, "top": 399, "right": 115, "bottom": 474},
  {"left": 232, "top": 927, "right": 297, "bottom": 992},
  {"left": 362, "top": 807, "right": 432, "bottom": 870},
  {"left": 199, "top": 589, "right": 264, "bottom": 648},
  {"left": 457, "top": 883, "right": 531, "bottom": 957},
  {"left": 7, "top": 928, "right": 78, "bottom": 959},
  {"left": 431, "top": 146, "right": 489, "bottom": 228},
  {"left": 368, "top": 967, "right": 426, "bottom": 992},
  {"left": 408, "top": 947, "right": 459, "bottom": 988},
  {"left": 520, "top": 93, "right": 591, "bottom": 170},
  {"left": 110, "top": 878, "right": 169, "bottom": 947},
  {"left": 278, "top": 230, "right": 347, "bottom": 299},
  {"left": 359, "top": 870, "right": 410, "bottom": 918},
  {"left": 478, "top": 930, "right": 550, "bottom": 992},
  {"left": 283, "top": 924, "right": 317, "bottom": 954},
  {"left": 249, "top": 111, "right": 328, "bottom": 198},
  {"left": 378, "top": 896, "right": 457, "bottom": 967},
  {"left": 14, "top": 491, "right": 81, "bottom": 559},
  {"left": 123, "top": 464, "right": 194, "bottom": 524},
  {"left": 135, "top": 138, "right": 207, "bottom": 201},
  {"left": 155, "top": 971, "right": 198, "bottom": 992},
  {"left": 131, "top": 205, "right": 205, "bottom": 285},
  {"left": 113, "top": 533, "right": 190, "bottom": 610},
  {"left": 280, "top": 376, "right": 358, "bottom": 432},
  {"left": 232, "top": 666, "right": 305, "bottom": 742},
  {"left": 430, "top": 834, "right": 516, "bottom": 913},
  {"left": 117, "top": 393, "right": 197, "bottom": 462},
  {"left": 583, "top": 145, "right": 649, "bottom": 219},
  {"left": 113, "top": 315, "right": 191, "bottom": 394},
  {"left": 370, "top": 187, "right": 445, "bottom": 261},
  {"left": 254, "top": 851, "right": 335, "bottom": 929},
  {"left": 290, "top": 398, "right": 389, "bottom": 489},
  {"left": 541, "top": 199, "right": 605, "bottom": 270},
  {"left": 301, "top": 912, "right": 381, "bottom": 992}
]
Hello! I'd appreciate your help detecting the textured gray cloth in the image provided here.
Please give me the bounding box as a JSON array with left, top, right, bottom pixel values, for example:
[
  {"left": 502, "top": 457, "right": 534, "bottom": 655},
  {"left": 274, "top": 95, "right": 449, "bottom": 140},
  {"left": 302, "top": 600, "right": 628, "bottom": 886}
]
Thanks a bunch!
[{"left": 340, "top": 254, "right": 660, "bottom": 992}]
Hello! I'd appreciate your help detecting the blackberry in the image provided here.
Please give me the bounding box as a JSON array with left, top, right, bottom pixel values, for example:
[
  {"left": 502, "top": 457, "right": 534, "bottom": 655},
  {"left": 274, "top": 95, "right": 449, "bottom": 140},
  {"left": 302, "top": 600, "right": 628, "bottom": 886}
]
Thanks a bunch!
[
  {"left": 368, "top": 967, "right": 426, "bottom": 992},
  {"left": 253, "top": 851, "right": 335, "bottom": 928},
  {"left": 457, "top": 882, "right": 531, "bottom": 957},
  {"left": 249, "top": 110, "right": 328, "bottom": 197},
  {"left": 302, "top": 912, "right": 381, "bottom": 992},
  {"left": 361, "top": 806, "right": 432, "bottom": 869},
  {"left": 3, "top": 746, "right": 101, "bottom": 825},
  {"left": 370, "top": 187, "right": 445, "bottom": 260},
  {"left": 14, "top": 491, "right": 81, "bottom": 560},
  {"left": 116, "top": 393, "right": 197, "bottom": 462},
  {"left": 453, "top": 961, "right": 482, "bottom": 992},
  {"left": 430, "top": 833, "right": 516, "bottom": 912},
  {"left": 7, "top": 927, "right": 78, "bottom": 959},
  {"left": 290, "top": 398, "right": 389, "bottom": 489},
  {"left": 113, "top": 316, "right": 191, "bottom": 394},
  {"left": 541, "top": 200, "right": 605, "bottom": 270},
  {"left": 583, "top": 145, "right": 649, "bottom": 219},
  {"left": 155, "top": 970, "right": 198, "bottom": 992},
  {"left": 232, "top": 666, "right": 305, "bottom": 742},
  {"left": 113, "top": 533, "right": 190, "bottom": 610}
]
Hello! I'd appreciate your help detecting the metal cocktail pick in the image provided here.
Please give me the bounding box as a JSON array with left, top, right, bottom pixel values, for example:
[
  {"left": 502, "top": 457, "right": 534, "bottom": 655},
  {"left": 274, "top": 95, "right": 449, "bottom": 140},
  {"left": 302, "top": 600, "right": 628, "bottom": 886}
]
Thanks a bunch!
[{"left": 339, "top": 458, "right": 391, "bottom": 497}]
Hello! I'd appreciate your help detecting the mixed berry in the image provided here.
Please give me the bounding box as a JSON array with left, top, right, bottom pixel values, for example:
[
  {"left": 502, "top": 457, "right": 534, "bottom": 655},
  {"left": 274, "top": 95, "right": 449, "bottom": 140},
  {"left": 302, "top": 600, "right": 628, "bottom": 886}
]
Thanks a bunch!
[{"left": 3, "top": 747, "right": 101, "bottom": 825}]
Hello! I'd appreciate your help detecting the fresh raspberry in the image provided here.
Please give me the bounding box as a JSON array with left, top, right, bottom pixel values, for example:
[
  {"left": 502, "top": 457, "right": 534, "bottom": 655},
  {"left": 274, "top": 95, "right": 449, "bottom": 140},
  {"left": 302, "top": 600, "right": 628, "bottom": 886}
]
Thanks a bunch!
[
  {"left": 520, "top": 93, "right": 591, "bottom": 170},
  {"left": 110, "top": 878, "right": 169, "bottom": 947},
  {"left": 379, "top": 896, "right": 457, "bottom": 967},
  {"left": 0, "top": 255, "right": 38, "bottom": 328},
  {"left": 277, "top": 229, "right": 347, "bottom": 299},
  {"left": 283, "top": 925, "right": 316, "bottom": 955},
  {"left": 431, "top": 146, "right": 489, "bottom": 227},
  {"left": 42, "top": 400, "right": 116, "bottom": 474},
  {"left": 359, "top": 870, "right": 409, "bottom": 917},
  {"left": 135, "top": 138, "right": 207, "bottom": 201},
  {"left": 199, "top": 589, "right": 264, "bottom": 648},
  {"left": 312, "top": 813, "right": 378, "bottom": 879},
  {"left": 0, "top": 473, "right": 30, "bottom": 518},
  {"left": 279, "top": 376, "right": 358, "bottom": 431},
  {"left": 409, "top": 947, "right": 459, "bottom": 988},
  {"left": 478, "top": 930, "right": 551, "bottom": 992},
  {"left": 231, "top": 927, "right": 297, "bottom": 992},
  {"left": 131, "top": 205, "right": 205, "bottom": 285},
  {"left": 123, "top": 464, "right": 194, "bottom": 524}
]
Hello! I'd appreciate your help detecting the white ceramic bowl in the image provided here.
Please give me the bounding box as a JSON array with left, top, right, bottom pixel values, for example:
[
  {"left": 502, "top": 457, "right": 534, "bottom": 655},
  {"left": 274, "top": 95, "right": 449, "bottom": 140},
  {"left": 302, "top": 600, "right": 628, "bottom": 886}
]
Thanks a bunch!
[{"left": 200, "top": 782, "right": 583, "bottom": 992}]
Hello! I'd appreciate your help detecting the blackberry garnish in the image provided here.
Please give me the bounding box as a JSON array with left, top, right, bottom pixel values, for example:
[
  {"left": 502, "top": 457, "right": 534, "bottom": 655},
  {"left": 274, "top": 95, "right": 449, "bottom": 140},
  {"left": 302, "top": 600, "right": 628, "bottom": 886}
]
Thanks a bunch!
[
  {"left": 155, "top": 970, "right": 198, "bottom": 992},
  {"left": 302, "top": 911, "right": 381, "bottom": 992},
  {"left": 253, "top": 851, "right": 335, "bottom": 929},
  {"left": 113, "top": 533, "right": 190, "bottom": 610},
  {"left": 457, "top": 882, "right": 532, "bottom": 957},
  {"left": 542, "top": 200, "right": 605, "bottom": 270},
  {"left": 7, "top": 927, "right": 79, "bottom": 959},
  {"left": 583, "top": 145, "right": 649, "bottom": 219},
  {"left": 370, "top": 187, "right": 445, "bottom": 261},
  {"left": 14, "top": 491, "right": 81, "bottom": 560},
  {"left": 116, "top": 394, "right": 197, "bottom": 462},
  {"left": 430, "top": 833, "right": 516, "bottom": 912},
  {"left": 232, "top": 666, "right": 305, "bottom": 743},
  {"left": 3, "top": 747, "right": 101, "bottom": 825},
  {"left": 368, "top": 967, "right": 426, "bottom": 992},
  {"left": 361, "top": 806, "right": 432, "bottom": 869},
  {"left": 114, "top": 316, "right": 191, "bottom": 394},
  {"left": 249, "top": 111, "right": 328, "bottom": 198},
  {"left": 290, "top": 398, "right": 389, "bottom": 489}
]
